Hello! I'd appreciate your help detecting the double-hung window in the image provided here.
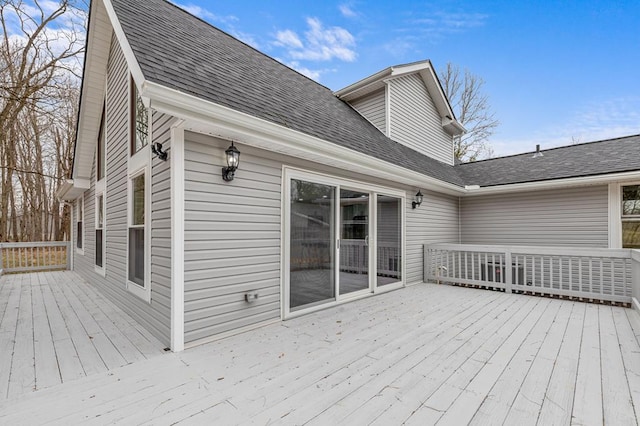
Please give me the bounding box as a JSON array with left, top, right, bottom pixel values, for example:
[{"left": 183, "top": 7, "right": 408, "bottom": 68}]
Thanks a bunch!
[
  {"left": 76, "top": 195, "right": 84, "bottom": 253},
  {"left": 95, "top": 104, "right": 106, "bottom": 273},
  {"left": 126, "top": 75, "right": 151, "bottom": 300},
  {"left": 622, "top": 185, "right": 640, "bottom": 248}
]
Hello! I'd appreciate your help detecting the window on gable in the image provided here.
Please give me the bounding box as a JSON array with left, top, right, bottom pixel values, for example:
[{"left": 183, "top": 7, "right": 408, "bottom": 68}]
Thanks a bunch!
[
  {"left": 130, "top": 76, "right": 148, "bottom": 155},
  {"left": 622, "top": 185, "right": 640, "bottom": 248}
]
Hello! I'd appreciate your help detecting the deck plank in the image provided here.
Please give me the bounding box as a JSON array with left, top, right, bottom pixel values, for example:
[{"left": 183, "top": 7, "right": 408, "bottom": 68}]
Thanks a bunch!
[
  {"left": 61, "top": 274, "right": 146, "bottom": 364},
  {"left": 70, "top": 271, "right": 165, "bottom": 358},
  {"left": 7, "top": 274, "right": 35, "bottom": 398},
  {"left": 599, "top": 306, "right": 637, "bottom": 425},
  {"left": 31, "top": 273, "right": 62, "bottom": 391},
  {"left": 499, "top": 301, "right": 574, "bottom": 425},
  {"left": 320, "top": 293, "right": 528, "bottom": 425},
  {"left": 571, "top": 303, "right": 603, "bottom": 426},
  {"left": 0, "top": 279, "right": 638, "bottom": 425},
  {"left": 406, "top": 297, "right": 553, "bottom": 425},
  {"left": 46, "top": 272, "right": 108, "bottom": 377},
  {"left": 0, "top": 274, "right": 21, "bottom": 399},
  {"left": 535, "top": 302, "right": 586, "bottom": 426},
  {"left": 39, "top": 272, "right": 85, "bottom": 383},
  {"left": 612, "top": 307, "right": 640, "bottom": 422},
  {"left": 469, "top": 300, "right": 571, "bottom": 426}
]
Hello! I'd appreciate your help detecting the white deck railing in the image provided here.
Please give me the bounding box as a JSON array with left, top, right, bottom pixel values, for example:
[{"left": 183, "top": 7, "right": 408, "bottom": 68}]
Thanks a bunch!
[
  {"left": 0, "top": 241, "right": 71, "bottom": 275},
  {"left": 425, "top": 243, "right": 640, "bottom": 305}
]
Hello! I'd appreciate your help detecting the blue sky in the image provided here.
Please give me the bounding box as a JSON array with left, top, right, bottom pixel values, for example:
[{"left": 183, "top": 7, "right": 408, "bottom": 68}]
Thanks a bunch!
[{"left": 173, "top": 0, "right": 640, "bottom": 157}]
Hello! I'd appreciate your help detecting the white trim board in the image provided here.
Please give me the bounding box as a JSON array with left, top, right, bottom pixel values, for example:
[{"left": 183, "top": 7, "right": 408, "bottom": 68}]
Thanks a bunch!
[{"left": 170, "top": 122, "right": 185, "bottom": 352}]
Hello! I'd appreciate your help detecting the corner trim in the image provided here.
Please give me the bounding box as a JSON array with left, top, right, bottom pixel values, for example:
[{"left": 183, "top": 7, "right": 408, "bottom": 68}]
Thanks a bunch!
[{"left": 170, "top": 121, "right": 185, "bottom": 352}]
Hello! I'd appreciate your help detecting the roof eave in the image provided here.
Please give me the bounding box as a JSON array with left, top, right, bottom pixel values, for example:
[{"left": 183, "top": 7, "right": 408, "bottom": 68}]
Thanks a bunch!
[
  {"left": 462, "top": 170, "right": 640, "bottom": 196},
  {"left": 143, "top": 80, "right": 466, "bottom": 195}
]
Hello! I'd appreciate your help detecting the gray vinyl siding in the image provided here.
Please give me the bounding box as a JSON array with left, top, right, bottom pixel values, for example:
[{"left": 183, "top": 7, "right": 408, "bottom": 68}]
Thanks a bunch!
[
  {"left": 406, "top": 190, "right": 459, "bottom": 284},
  {"left": 183, "top": 132, "right": 282, "bottom": 344},
  {"left": 388, "top": 73, "right": 454, "bottom": 165},
  {"left": 349, "top": 88, "right": 386, "bottom": 134},
  {"left": 460, "top": 185, "right": 609, "bottom": 247},
  {"left": 72, "top": 35, "right": 171, "bottom": 346}
]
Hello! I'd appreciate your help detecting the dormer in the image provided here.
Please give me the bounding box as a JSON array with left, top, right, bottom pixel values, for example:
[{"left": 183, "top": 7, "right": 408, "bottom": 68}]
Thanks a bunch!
[{"left": 335, "top": 60, "right": 465, "bottom": 166}]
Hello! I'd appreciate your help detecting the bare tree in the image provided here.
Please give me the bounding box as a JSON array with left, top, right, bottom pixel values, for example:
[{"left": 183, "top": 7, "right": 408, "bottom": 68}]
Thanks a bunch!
[
  {"left": 0, "top": 1, "right": 85, "bottom": 241},
  {"left": 439, "top": 62, "right": 499, "bottom": 162}
]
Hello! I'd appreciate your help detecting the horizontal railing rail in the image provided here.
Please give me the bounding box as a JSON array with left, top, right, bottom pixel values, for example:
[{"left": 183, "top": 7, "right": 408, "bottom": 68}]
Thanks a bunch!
[
  {"left": 0, "top": 241, "right": 71, "bottom": 275},
  {"left": 425, "top": 243, "right": 639, "bottom": 305}
]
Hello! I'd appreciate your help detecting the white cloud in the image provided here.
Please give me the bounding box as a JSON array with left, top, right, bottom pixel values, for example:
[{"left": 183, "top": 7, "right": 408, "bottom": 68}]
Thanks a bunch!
[
  {"left": 339, "top": 4, "right": 358, "bottom": 18},
  {"left": 286, "top": 61, "right": 323, "bottom": 80},
  {"left": 491, "top": 97, "right": 640, "bottom": 157},
  {"left": 275, "top": 29, "right": 304, "bottom": 49},
  {"left": 274, "top": 17, "right": 356, "bottom": 62}
]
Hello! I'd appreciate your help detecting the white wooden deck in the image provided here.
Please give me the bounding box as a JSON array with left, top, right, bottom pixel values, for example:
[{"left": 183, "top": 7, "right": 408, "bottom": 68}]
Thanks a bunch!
[
  {"left": 0, "top": 271, "right": 167, "bottom": 400},
  {"left": 1, "top": 280, "right": 639, "bottom": 425}
]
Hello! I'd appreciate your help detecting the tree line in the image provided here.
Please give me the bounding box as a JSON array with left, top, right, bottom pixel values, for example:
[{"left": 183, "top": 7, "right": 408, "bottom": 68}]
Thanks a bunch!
[{"left": 0, "top": 0, "right": 84, "bottom": 242}]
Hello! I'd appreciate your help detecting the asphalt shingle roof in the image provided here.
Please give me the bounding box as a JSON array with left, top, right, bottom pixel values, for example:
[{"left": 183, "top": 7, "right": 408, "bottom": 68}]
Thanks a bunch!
[
  {"left": 457, "top": 134, "right": 640, "bottom": 187},
  {"left": 108, "top": 0, "right": 640, "bottom": 190},
  {"left": 109, "top": 0, "right": 464, "bottom": 186}
]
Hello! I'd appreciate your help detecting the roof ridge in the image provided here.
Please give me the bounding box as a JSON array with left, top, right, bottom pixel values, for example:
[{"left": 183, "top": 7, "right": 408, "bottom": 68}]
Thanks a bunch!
[
  {"left": 458, "top": 133, "right": 640, "bottom": 166},
  {"left": 157, "top": 0, "right": 334, "bottom": 92}
]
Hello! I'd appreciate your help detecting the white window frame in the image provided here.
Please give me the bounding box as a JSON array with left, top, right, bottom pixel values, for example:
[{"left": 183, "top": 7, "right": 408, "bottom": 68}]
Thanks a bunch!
[
  {"left": 610, "top": 181, "right": 640, "bottom": 249},
  {"left": 95, "top": 101, "right": 107, "bottom": 275},
  {"left": 126, "top": 76, "right": 152, "bottom": 302},
  {"left": 281, "top": 167, "right": 406, "bottom": 319},
  {"left": 75, "top": 194, "right": 85, "bottom": 255},
  {"left": 94, "top": 183, "right": 106, "bottom": 276}
]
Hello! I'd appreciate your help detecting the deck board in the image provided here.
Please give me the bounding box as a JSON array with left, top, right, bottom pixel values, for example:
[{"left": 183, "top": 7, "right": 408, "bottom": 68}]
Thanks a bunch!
[
  {"left": 0, "top": 271, "right": 166, "bottom": 401},
  {"left": 0, "top": 275, "right": 639, "bottom": 425}
]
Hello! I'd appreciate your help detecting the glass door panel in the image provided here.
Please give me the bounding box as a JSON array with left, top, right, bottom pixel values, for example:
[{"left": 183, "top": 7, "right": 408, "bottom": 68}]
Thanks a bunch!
[
  {"left": 376, "top": 195, "right": 402, "bottom": 286},
  {"left": 339, "top": 189, "right": 370, "bottom": 295},
  {"left": 290, "top": 179, "right": 336, "bottom": 310}
]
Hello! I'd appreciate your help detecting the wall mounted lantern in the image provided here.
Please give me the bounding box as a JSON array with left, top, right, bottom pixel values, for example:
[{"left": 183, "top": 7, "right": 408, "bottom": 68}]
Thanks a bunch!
[
  {"left": 222, "top": 142, "right": 241, "bottom": 182},
  {"left": 151, "top": 142, "right": 168, "bottom": 161},
  {"left": 412, "top": 190, "right": 423, "bottom": 209}
]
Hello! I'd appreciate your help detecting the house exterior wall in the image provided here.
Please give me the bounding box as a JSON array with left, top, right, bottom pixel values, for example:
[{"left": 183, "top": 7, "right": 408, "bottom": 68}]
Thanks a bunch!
[
  {"left": 72, "top": 36, "right": 172, "bottom": 346},
  {"left": 388, "top": 73, "right": 454, "bottom": 165},
  {"left": 349, "top": 88, "right": 386, "bottom": 134},
  {"left": 182, "top": 131, "right": 460, "bottom": 345},
  {"left": 460, "top": 185, "right": 609, "bottom": 247}
]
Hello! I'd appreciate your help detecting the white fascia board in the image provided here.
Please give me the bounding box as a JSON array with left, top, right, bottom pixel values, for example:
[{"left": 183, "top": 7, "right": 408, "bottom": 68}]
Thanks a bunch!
[
  {"left": 463, "top": 171, "right": 640, "bottom": 196},
  {"left": 56, "top": 178, "right": 91, "bottom": 201},
  {"left": 142, "top": 81, "right": 466, "bottom": 196},
  {"left": 102, "top": 0, "right": 145, "bottom": 87},
  {"left": 335, "top": 67, "right": 391, "bottom": 99}
]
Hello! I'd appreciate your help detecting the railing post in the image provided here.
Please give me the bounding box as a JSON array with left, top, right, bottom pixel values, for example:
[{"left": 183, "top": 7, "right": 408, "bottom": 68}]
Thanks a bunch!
[
  {"left": 505, "top": 249, "right": 512, "bottom": 294},
  {"left": 0, "top": 242, "right": 3, "bottom": 276},
  {"left": 66, "top": 241, "right": 71, "bottom": 270},
  {"left": 424, "top": 245, "right": 430, "bottom": 283}
]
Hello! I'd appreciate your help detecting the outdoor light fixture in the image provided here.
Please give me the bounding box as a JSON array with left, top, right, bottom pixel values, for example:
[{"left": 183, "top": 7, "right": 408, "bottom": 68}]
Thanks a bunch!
[
  {"left": 222, "top": 142, "right": 240, "bottom": 182},
  {"left": 412, "top": 190, "right": 423, "bottom": 209},
  {"left": 151, "top": 142, "right": 168, "bottom": 161}
]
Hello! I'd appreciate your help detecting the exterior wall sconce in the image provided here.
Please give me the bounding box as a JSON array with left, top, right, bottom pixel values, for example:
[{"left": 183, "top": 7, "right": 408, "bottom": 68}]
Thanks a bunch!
[
  {"left": 412, "top": 190, "right": 423, "bottom": 209},
  {"left": 151, "top": 142, "right": 168, "bottom": 161},
  {"left": 222, "top": 142, "right": 241, "bottom": 182}
]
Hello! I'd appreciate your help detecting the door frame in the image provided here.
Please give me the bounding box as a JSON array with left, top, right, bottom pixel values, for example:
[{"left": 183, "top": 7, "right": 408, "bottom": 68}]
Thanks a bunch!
[{"left": 282, "top": 167, "right": 406, "bottom": 319}]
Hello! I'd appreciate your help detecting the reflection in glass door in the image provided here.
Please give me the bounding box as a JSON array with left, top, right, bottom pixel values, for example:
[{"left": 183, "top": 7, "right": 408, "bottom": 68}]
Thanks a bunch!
[
  {"left": 289, "top": 179, "right": 336, "bottom": 310},
  {"left": 339, "top": 189, "right": 370, "bottom": 295},
  {"left": 376, "top": 195, "right": 402, "bottom": 286}
]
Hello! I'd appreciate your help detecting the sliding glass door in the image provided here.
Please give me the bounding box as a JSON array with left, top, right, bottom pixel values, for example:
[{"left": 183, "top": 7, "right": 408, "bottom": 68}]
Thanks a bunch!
[
  {"left": 339, "top": 189, "right": 370, "bottom": 296},
  {"left": 286, "top": 171, "right": 404, "bottom": 315},
  {"left": 289, "top": 179, "right": 336, "bottom": 310},
  {"left": 376, "top": 195, "right": 402, "bottom": 286}
]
